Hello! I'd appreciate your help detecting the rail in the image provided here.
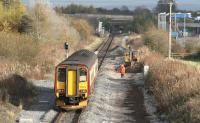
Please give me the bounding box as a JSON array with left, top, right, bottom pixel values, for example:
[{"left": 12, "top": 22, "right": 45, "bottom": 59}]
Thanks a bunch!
[
  {"left": 97, "top": 35, "right": 114, "bottom": 69},
  {"left": 53, "top": 35, "right": 114, "bottom": 123}
]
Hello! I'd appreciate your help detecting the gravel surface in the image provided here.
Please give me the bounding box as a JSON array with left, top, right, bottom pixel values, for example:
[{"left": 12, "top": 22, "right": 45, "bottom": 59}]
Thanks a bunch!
[
  {"left": 18, "top": 80, "right": 58, "bottom": 123},
  {"left": 78, "top": 55, "right": 149, "bottom": 123},
  {"left": 56, "top": 110, "right": 82, "bottom": 123},
  {"left": 78, "top": 45, "right": 165, "bottom": 123}
]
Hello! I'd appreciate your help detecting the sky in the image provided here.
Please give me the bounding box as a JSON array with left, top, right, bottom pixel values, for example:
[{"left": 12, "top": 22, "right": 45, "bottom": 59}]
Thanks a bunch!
[{"left": 22, "top": 0, "right": 200, "bottom": 10}]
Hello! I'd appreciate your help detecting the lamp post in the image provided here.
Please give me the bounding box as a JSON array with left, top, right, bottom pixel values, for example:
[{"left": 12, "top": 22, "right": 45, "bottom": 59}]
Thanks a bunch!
[
  {"left": 168, "top": 1, "right": 173, "bottom": 59},
  {"left": 184, "top": 14, "right": 186, "bottom": 43}
]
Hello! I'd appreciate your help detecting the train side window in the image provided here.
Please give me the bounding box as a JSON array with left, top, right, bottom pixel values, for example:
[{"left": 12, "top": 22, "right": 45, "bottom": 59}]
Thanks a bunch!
[
  {"left": 80, "top": 68, "right": 87, "bottom": 82},
  {"left": 58, "top": 68, "right": 66, "bottom": 82}
]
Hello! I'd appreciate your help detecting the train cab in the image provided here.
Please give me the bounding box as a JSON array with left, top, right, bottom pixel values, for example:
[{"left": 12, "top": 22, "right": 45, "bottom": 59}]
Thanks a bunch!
[{"left": 54, "top": 49, "right": 98, "bottom": 109}]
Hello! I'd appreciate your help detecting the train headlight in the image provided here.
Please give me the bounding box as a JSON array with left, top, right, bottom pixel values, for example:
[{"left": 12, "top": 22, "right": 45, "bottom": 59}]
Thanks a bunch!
[
  {"left": 80, "top": 89, "right": 87, "bottom": 93},
  {"left": 56, "top": 89, "right": 65, "bottom": 93},
  {"left": 79, "top": 82, "right": 87, "bottom": 90}
]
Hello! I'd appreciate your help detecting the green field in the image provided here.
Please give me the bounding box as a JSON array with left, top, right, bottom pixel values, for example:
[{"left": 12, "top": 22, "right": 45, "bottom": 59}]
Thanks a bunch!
[{"left": 182, "top": 59, "right": 200, "bottom": 67}]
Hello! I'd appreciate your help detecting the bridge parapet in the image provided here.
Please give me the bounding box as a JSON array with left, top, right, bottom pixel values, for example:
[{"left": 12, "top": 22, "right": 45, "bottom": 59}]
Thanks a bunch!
[{"left": 66, "top": 14, "right": 134, "bottom": 21}]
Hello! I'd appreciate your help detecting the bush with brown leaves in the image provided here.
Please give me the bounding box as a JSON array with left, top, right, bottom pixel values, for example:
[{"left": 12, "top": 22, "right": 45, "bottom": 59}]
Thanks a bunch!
[{"left": 143, "top": 50, "right": 200, "bottom": 123}]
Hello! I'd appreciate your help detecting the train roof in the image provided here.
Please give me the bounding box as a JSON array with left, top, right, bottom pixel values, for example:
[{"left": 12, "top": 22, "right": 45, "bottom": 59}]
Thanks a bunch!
[{"left": 59, "top": 49, "right": 97, "bottom": 68}]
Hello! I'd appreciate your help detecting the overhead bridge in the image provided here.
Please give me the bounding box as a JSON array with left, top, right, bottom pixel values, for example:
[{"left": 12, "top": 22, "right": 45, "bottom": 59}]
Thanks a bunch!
[
  {"left": 66, "top": 13, "right": 134, "bottom": 33},
  {"left": 66, "top": 14, "right": 134, "bottom": 21}
]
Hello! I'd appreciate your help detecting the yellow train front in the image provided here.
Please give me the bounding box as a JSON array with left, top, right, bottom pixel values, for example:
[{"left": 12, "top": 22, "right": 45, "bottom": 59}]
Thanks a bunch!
[{"left": 54, "top": 49, "right": 98, "bottom": 110}]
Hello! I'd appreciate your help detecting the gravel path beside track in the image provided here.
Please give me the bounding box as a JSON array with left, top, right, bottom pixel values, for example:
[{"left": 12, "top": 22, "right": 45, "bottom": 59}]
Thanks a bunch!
[
  {"left": 17, "top": 80, "right": 57, "bottom": 123},
  {"left": 78, "top": 56, "right": 150, "bottom": 123},
  {"left": 78, "top": 46, "right": 164, "bottom": 123}
]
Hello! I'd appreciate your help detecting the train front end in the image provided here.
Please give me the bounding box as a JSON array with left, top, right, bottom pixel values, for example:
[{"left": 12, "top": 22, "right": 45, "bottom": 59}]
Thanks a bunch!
[{"left": 54, "top": 65, "right": 89, "bottom": 110}]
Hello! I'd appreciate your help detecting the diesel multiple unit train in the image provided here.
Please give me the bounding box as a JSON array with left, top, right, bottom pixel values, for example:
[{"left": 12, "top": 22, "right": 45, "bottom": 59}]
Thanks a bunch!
[{"left": 54, "top": 49, "right": 98, "bottom": 109}]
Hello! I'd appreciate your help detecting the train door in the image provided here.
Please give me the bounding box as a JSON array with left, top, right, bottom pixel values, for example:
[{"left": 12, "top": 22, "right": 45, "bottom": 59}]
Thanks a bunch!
[{"left": 67, "top": 70, "right": 77, "bottom": 96}]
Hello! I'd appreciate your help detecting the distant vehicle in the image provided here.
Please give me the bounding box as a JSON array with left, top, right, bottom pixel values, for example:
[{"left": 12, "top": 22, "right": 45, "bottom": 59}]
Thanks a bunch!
[
  {"left": 124, "top": 48, "right": 138, "bottom": 66},
  {"left": 54, "top": 49, "right": 98, "bottom": 109}
]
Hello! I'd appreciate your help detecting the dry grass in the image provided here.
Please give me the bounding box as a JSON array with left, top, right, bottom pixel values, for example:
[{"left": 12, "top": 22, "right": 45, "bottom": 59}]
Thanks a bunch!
[
  {"left": 186, "top": 96, "right": 200, "bottom": 122},
  {"left": 0, "top": 103, "right": 20, "bottom": 123},
  {"left": 184, "top": 37, "right": 200, "bottom": 53},
  {"left": 85, "top": 36, "right": 105, "bottom": 51},
  {"left": 143, "top": 28, "right": 185, "bottom": 55},
  {"left": 0, "top": 31, "right": 47, "bottom": 79},
  {"left": 127, "top": 34, "right": 143, "bottom": 50},
  {"left": 71, "top": 18, "right": 94, "bottom": 41},
  {"left": 143, "top": 28, "right": 169, "bottom": 55},
  {"left": 0, "top": 32, "right": 39, "bottom": 63},
  {"left": 141, "top": 49, "right": 200, "bottom": 123}
]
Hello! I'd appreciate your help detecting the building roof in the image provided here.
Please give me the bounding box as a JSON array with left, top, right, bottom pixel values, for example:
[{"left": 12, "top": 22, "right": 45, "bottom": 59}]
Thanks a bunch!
[
  {"left": 174, "top": 13, "right": 192, "bottom": 18},
  {"left": 59, "top": 49, "right": 97, "bottom": 68}
]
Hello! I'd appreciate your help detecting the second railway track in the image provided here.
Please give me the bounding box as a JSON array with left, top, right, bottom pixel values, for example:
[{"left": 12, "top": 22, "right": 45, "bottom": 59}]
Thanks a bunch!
[
  {"left": 53, "top": 35, "right": 114, "bottom": 123},
  {"left": 97, "top": 35, "right": 114, "bottom": 69}
]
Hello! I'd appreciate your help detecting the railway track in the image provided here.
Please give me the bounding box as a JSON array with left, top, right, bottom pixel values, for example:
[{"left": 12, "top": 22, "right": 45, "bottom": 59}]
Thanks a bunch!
[
  {"left": 97, "top": 35, "right": 114, "bottom": 69},
  {"left": 53, "top": 35, "right": 114, "bottom": 123},
  {"left": 53, "top": 110, "right": 82, "bottom": 123}
]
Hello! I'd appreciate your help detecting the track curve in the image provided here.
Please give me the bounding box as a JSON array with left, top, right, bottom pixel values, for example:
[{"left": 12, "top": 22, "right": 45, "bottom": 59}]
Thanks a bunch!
[{"left": 53, "top": 35, "right": 114, "bottom": 123}]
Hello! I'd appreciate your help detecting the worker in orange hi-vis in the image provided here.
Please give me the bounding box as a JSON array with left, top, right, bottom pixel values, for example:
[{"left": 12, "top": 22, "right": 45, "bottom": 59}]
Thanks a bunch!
[{"left": 119, "top": 64, "right": 126, "bottom": 78}]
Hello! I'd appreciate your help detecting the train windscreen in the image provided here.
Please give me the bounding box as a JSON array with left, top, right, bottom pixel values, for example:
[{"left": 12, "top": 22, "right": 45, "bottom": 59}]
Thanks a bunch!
[
  {"left": 58, "top": 68, "right": 66, "bottom": 82},
  {"left": 80, "top": 68, "right": 87, "bottom": 82}
]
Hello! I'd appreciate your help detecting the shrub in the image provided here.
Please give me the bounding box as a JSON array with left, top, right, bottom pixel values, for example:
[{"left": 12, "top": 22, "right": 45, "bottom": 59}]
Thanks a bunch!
[
  {"left": 142, "top": 51, "right": 200, "bottom": 122},
  {"left": 143, "top": 28, "right": 169, "bottom": 55},
  {"left": 143, "top": 28, "right": 184, "bottom": 55},
  {"left": 0, "top": 74, "right": 37, "bottom": 106},
  {"left": 0, "top": 0, "right": 25, "bottom": 32},
  {"left": 18, "top": 15, "right": 33, "bottom": 33}
]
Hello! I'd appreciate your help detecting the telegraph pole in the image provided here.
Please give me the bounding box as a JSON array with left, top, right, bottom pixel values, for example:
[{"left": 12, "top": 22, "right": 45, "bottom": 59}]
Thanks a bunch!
[
  {"left": 168, "top": 1, "right": 173, "bottom": 59},
  {"left": 184, "top": 14, "right": 186, "bottom": 43}
]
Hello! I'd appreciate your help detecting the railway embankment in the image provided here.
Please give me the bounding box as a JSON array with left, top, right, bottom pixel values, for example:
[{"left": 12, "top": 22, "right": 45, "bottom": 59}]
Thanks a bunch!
[{"left": 141, "top": 49, "right": 200, "bottom": 123}]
